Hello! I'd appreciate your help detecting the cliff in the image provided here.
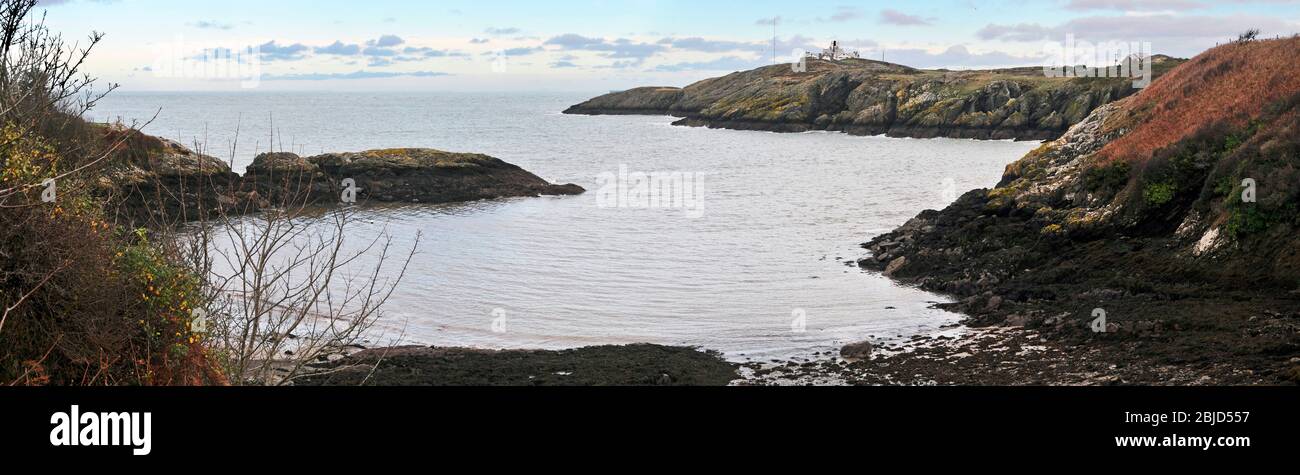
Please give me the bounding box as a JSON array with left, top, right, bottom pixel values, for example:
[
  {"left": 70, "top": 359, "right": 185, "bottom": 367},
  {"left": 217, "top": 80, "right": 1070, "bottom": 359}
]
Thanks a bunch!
[
  {"left": 856, "top": 37, "right": 1300, "bottom": 385},
  {"left": 566, "top": 56, "right": 1183, "bottom": 141}
]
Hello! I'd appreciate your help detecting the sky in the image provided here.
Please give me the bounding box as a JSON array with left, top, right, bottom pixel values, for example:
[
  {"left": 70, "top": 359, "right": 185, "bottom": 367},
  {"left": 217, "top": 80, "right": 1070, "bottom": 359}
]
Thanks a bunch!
[{"left": 38, "top": 0, "right": 1300, "bottom": 92}]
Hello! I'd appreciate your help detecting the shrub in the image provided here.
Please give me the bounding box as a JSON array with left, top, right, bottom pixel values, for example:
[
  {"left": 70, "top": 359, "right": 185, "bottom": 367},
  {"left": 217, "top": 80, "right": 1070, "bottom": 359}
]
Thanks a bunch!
[
  {"left": 0, "top": 0, "right": 222, "bottom": 385},
  {"left": 1143, "top": 182, "right": 1177, "bottom": 207}
]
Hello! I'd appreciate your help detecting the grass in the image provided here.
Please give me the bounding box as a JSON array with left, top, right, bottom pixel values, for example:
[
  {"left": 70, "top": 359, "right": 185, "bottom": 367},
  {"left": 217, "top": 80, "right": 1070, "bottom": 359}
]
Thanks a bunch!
[{"left": 1097, "top": 37, "right": 1300, "bottom": 166}]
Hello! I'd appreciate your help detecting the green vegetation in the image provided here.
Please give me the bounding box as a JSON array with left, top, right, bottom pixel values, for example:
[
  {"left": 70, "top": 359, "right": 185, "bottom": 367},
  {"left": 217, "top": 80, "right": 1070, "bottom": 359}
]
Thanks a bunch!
[
  {"left": 1143, "top": 181, "right": 1177, "bottom": 206},
  {"left": 1082, "top": 161, "right": 1132, "bottom": 195}
]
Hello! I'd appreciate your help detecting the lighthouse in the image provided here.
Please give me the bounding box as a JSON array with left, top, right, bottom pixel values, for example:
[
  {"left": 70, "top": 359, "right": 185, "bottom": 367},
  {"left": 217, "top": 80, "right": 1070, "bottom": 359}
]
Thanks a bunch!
[{"left": 810, "top": 41, "right": 862, "bottom": 61}]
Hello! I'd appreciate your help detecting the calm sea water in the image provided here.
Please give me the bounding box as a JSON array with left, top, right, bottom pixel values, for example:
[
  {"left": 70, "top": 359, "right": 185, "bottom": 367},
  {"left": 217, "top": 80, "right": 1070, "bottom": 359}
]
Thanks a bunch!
[{"left": 91, "top": 92, "right": 1039, "bottom": 362}]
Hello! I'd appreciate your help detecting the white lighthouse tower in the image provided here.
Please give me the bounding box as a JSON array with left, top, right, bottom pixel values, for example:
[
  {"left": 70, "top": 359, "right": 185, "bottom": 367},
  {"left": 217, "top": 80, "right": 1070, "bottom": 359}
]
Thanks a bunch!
[{"left": 810, "top": 41, "right": 861, "bottom": 61}]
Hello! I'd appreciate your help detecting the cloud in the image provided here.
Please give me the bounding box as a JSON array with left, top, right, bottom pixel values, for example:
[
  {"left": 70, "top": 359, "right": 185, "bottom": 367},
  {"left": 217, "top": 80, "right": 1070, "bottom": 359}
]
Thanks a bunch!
[
  {"left": 1064, "top": 0, "right": 1205, "bottom": 11},
  {"left": 404, "top": 46, "right": 465, "bottom": 58},
  {"left": 755, "top": 16, "right": 781, "bottom": 26},
  {"left": 191, "top": 20, "right": 233, "bottom": 30},
  {"left": 978, "top": 14, "right": 1293, "bottom": 43},
  {"left": 359, "top": 35, "right": 407, "bottom": 58},
  {"left": 543, "top": 34, "right": 665, "bottom": 62},
  {"left": 976, "top": 23, "right": 1054, "bottom": 41},
  {"left": 653, "top": 56, "right": 764, "bottom": 72},
  {"left": 363, "top": 46, "right": 398, "bottom": 56},
  {"left": 257, "top": 41, "right": 310, "bottom": 61},
  {"left": 491, "top": 46, "right": 543, "bottom": 57},
  {"left": 656, "top": 37, "right": 760, "bottom": 53},
  {"left": 776, "top": 35, "right": 825, "bottom": 55},
  {"left": 879, "top": 9, "right": 934, "bottom": 26},
  {"left": 315, "top": 41, "right": 362, "bottom": 55},
  {"left": 371, "top": 35, "right": 405, "bottom": 48},
  {"left": 882, "top": 45, "right": 1045, "bottom": 68},
  {"left": 543, "top": 34, "right": 609, "bottom": 49},
  {"left": 549, "top": 60, "right": 579, "bottom": 68},
  {"left": 470, "top": 38, "right": 490, "bottom": 44},
  {"left": 596, "top": 59, "right": 646, "bottom": 69},
  {"left": 261, "top": 71, "right": 451, "bottom": 81},
  {"left": 818, "top": 6, "right": 863, "bottom": 23},
  {"left": 485, "top": 27, "right": 521, "bottom": 35}
]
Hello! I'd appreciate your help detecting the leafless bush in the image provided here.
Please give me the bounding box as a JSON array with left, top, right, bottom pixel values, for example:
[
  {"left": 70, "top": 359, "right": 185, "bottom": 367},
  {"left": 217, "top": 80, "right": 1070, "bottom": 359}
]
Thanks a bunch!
[
  {"left": 187, "top": 200, "right": 418, "bottom": 385},
  {"left": 161, "top": 131, "right": 419, "bottom": 385}
]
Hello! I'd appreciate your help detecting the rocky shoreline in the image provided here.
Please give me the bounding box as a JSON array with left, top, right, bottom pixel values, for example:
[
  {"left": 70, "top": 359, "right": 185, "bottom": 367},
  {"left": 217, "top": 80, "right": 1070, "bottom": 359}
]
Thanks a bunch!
[
  {"left": 825, "top": 38, "right": 1300, "bottom": 386},
  {"left": 565, "top": 57, "right": 1183, "bottom": 141},
  {"left": 296, "top": 344, "right": 738, "bottom": 386},
  {"left": 668, "top": 117, "right": 1067, "bottom": 141}
]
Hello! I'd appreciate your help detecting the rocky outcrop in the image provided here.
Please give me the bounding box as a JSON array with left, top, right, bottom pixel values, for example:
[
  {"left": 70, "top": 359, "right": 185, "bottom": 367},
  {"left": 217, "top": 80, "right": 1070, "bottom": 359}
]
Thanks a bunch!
[
  {"left": 566, "top": 57, "right": 1184, "bottom": 141},
  {"left": 99, "top": 127, "right": 262, "bottom": 223},
  {"left": 856, "top": 38, "right": 1300, "bottom": 384},
  {"left": 99, "top": 127, "right": 583, "bottom": 224},
  {"left": 244, "top": 148, "right": 584, "bottom": 206}
]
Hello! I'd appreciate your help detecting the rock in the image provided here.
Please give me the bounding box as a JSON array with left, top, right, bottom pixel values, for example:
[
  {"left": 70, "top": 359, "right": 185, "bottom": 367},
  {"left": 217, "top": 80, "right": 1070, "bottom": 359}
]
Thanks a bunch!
[
  {"left": 840, "top": 341, "right": 874, "bottom": 360},
  {"left": 985, "top": 295, "right": 1004, "bottom": 312},
  {"left": 248, "top": 152, "right": 318, "bottom": 174},
  {"left": 1004, "top": 314, "right": 1031, "bottom": 327},
  {"left": 884, "top": 256, "right": 908, "bottom": 276},
  {"left": 1043, "top": 313, "right": 1069, "bottom": 327}
]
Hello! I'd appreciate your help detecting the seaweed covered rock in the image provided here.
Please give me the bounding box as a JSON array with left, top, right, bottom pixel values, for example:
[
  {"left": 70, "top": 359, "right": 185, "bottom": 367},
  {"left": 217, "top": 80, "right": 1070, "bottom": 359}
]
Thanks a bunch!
[{"left": 243, "top": 148, "right": 584, "bottom": 205}]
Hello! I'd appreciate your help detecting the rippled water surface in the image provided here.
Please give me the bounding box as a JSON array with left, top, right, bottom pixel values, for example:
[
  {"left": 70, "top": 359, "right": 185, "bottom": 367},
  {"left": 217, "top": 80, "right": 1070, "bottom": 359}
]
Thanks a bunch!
[{"left": 93, "top": 92, "right": 1039, "bottom": 361}]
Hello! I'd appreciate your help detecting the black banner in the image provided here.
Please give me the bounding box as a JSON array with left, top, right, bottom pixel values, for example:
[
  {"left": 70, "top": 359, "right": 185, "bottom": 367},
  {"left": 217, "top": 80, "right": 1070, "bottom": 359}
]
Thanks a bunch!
[{"left": 0, "top": 387, "right": 1293, "bottom": 464}]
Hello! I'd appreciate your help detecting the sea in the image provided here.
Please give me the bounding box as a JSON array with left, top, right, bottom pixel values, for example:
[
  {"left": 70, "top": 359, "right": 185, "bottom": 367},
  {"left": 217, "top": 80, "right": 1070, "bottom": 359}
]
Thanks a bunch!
[{"left": 90, "top": 91, "right": 1039, "bottom": 362}]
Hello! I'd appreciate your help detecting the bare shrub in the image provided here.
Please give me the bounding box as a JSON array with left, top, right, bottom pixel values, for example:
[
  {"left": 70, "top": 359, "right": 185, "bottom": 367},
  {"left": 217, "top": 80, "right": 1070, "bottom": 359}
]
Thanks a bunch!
[{"left": 188, "top": 194, "right": 418, "bottom": 385}]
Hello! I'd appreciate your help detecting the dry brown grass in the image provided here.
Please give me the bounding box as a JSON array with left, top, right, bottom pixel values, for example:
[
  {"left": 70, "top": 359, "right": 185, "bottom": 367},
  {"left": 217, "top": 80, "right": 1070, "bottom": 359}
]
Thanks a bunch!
[{"left": 1098, "top": 37, "right": 1300, "bottom": 165}]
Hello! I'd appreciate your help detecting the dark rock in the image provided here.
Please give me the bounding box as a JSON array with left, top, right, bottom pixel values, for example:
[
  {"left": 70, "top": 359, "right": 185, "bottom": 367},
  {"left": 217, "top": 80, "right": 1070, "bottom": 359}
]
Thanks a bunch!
[
  {"left": 884, "top": 256, "right": 908, "bottom": 276},
  {"left": 986, "top": 296, "right": 1004, "bottom": 312},
  {"left": 840, "top": 341, "right": 874, "bottom": 360}
]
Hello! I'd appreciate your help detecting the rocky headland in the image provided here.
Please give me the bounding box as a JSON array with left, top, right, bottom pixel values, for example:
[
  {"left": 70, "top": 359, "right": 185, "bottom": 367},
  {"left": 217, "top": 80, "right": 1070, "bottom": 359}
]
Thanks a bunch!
[
  {"left": 565, "top": 56, "right": 1183, "bottom": 141},
  {"left": 833, "top": 37, "right": 1300, "bottom": 385}
]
